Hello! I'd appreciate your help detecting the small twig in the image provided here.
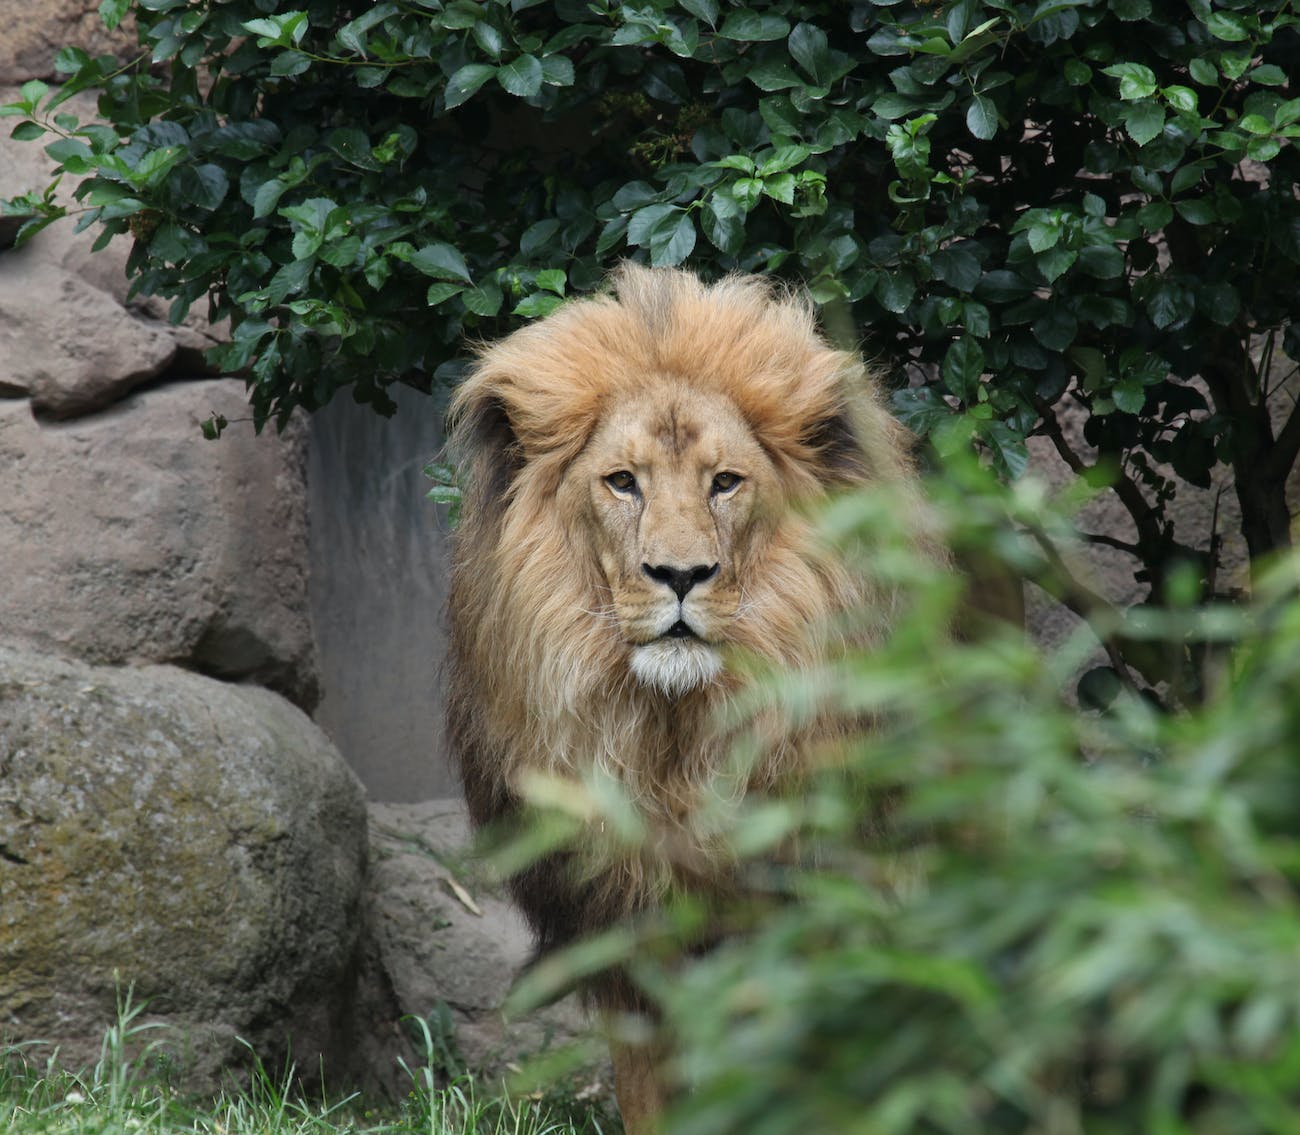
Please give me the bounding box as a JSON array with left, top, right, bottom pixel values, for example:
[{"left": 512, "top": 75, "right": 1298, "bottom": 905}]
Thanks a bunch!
[
  {"left": 1080, "top": 531, "right": 1141, "bottom": 556},
  {"left": 1023, "top": 521, "right": 1142, "bottom": 693}
]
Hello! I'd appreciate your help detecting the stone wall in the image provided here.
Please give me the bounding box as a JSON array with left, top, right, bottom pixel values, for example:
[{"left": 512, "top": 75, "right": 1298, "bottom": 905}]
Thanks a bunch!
[{"left": 0, "top": 39, "right": 587, "bottom": 1095}]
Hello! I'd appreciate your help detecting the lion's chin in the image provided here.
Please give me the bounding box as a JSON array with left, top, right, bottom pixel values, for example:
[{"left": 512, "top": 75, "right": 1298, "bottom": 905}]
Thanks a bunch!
[{"left": 628, "top": 640, "right": 723, "bottom": 698}]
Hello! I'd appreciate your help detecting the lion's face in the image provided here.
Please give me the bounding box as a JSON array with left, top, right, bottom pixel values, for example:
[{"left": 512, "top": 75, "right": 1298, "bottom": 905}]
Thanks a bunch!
[
  {"left": 451, "top": 265, "right": 923, "bottom": 735},
  {"left": 559, "top": 383, "right": 775, "bottom": 697}
]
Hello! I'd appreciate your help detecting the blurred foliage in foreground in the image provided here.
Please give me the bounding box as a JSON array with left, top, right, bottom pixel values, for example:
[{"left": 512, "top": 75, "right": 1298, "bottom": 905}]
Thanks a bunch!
[{"left": 506, "top": 453, "right": 1300, "bottom": 1135}]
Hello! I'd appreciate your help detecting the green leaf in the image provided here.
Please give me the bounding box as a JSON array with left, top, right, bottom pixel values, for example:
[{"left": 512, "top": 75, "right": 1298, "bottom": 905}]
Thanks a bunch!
[
  {"left": 758, "top": 145, "right": 810, "bottom": 176},
  {"left": 1101, "top": 62, "right": 1157, "bottom": 100},
  {"left": 44, "top": 136, "right": 93, "bottom": 165},
  {"left": 498, "top": 54, "right": 544, "bottom": 98},
  {"left": 1036, "top": 246, "right": 1077, "bottom": 283},
  {"left": 718, "top": 10, "right": 790, "bottom": 41},
  {"left": 320, "top": 234, "right": 361, "bottom": 268},
  {"left": 891, "top": 387, "right": 951, "bottom": 436},
  {"left": 446, "top": 63, "right": 497, "bottom": 108},
  {"left": 99, "top": 0, "right": 130, "bottom": 31},
  {"left": 932, "top": 247, "right": 981, "bottom": 293},
  {"left": 876, "top": 272, "right": 916, "bottom": 314},
  {"left": 1246, "top": 136, "right": 1281, "bottom": 162},
  {"left": 1124, "top": 102, "right": 1165, "bottom": 146},
  {"left": 270, "top": 51, "right": 312, "bottom": 78},
  {"left": 1188, "top": 56, "right": 1218, "bottom": 85},
  {"left": 406, "top": 242, "right": 472, "bottom": 283},
  {"left": 541, "top": 54, "right": 574, "bottom": 87},
  {"left": 10, "top": 121, "right": 44, "bottom": 141},
  {"left": 628, "top": 203, "right": 677, "bottom": 246},
  {"left": 1032, "top": 308, "right": 1078, "bottom": 350},
  {"left": 942, "top": 337, "right": 985, "bottom": 402},
  {"left": 252, "top": 179, "right": 286, "bottom": 219},
  {"left": 1275, "top": 99, "right": 1300, "bottom": 128},
  {"left": 18, "top": 80, "right": 48, "bottom": 112},
  {"left": 762, "top": 172, "right": 796, "bottom": 204},
  {"left": 980, "top": 420, "right": 1028, "bottom": 479},
  {"left": 1203, "top": 11, "right": 1249, "bottom": 42},
  {"left": 966, "top": 95, "right": 998, "bottom": 140},
  {"left": 747, "top": 61, "right": 803, "bottom": 92},
  {"left": 1077, "top": 245, "right": 1124, "bottom": 278},
  {"left": 788, "top": 22, "right": 830, "bottom": 83},
  {"left": 702, "top": 198, "right": 744, "bottom": 254},
  {"left": 678, "top": 0, "right": 719, "bottom": 27},
  {"left": 1175, "top": 199, "right": 1216, "bottom": 225},
  {"left": 1112, "top": 377, "right": 1146, "bottom": 414},
  {"left": 975, "top": 270, "right": 1033, "bottom": 303},
  {"left": 1247, "top": 64, "right": 1287, "bottom": 87},
  {"left": 520, "top": 218, "right": 561, "bottom": 256},
  {"left": 650, "top": 213, "right": 696, "bottom": 267},
  {"left": 514, "top": 292, "right": 563, "bottom": 318},
  {"left": 1064, "top": 58, "right": 1091, "bottom": 86},
  {"left": 472, "top": 20, "right": 505, "bottom": 59},
  {"left": 463, "top": 277, "right": 504, "bottom": 316},
  {"left": 535, "top": 268, "right": 566, "bottom": 295},
  {"left": 425, "top": 282, "right": 464, "bottom": 306}
]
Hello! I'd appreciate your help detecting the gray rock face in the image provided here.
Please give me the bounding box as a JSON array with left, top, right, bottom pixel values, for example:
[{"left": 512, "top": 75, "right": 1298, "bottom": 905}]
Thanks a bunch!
[
  {"left": 0, "top": 254, "right": 178, "bottom": 416},
  {"left": 0, "top": 643, "right": 369, "bottom": 1089},
  {"left": 355, "top": 801, "right": 593, "bottom": 1089},
  {"left": 0, "top": 2, "right": 137, "bottom": 85},
  {"left": 0, "top": 382, "right": 319, "bottom": 709}
]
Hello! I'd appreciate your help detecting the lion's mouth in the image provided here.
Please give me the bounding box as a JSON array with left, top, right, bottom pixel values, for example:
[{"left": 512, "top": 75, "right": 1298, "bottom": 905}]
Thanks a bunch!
[{"left": 662, "top": 620, "right": 699, "bottom": 640}]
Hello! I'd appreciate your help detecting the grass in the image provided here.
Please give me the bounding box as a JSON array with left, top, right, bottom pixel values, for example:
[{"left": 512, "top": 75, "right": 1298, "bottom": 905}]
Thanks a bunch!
[{"left": 0, "top": 993, "right": 607, "bottom": 1135}]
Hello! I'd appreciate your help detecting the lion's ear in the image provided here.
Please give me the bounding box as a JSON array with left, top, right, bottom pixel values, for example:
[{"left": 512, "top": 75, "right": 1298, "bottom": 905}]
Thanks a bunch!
[
  {"left": 805, "top": 405, "right": 870, "bottom": 487},
  {"left": 450, "top": 392, "right": 525, "bottom": 522}
]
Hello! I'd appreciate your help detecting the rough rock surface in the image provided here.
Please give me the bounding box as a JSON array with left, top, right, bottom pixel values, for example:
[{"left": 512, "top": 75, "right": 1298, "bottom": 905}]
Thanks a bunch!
[
  {"left": 355, "top": 800, "right": 594, "bottom": 1091},
  {"left": 0, "top": 642, "right": 369, "bottom": 1090},
  {"left": 0, "top": 254, "right": 178, "bottom": 415},
  {"left": 0, "top": 382, "right": 319, "bottom": 710},
  {"left": 0, "top": 1, "right": 138, "bottom": 85},
  {"left": 0, "top": 86, "right": 228, "bottom": 416}
]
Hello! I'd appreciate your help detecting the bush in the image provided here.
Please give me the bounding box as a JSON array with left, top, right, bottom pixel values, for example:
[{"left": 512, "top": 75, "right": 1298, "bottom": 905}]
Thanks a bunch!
[
  {"left": 506, "top": 459, "right": 1300, "bottom": 1134},
  {"left": 3, "top": 2, "right": 1298, "bottom": 688}
]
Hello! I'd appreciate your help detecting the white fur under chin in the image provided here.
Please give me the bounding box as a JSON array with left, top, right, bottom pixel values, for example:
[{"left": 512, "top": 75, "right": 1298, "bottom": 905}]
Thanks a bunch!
[{"left": 629, "top": 640, "right": 723, "bottom": 697}]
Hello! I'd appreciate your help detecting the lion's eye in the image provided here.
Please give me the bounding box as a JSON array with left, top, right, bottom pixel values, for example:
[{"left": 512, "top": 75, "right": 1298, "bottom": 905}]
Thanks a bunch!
[
  {"left": 605, "top": 470, "right": 638, "bottom": 494},
  {"left": 711, "top": 471, "right": 743, "bottom": 495}
]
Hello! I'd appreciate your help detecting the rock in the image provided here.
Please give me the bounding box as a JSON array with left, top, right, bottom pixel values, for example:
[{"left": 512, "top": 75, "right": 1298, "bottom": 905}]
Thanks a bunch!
[
  {"left": 0, "top": 642, "right": 369, "bottom": 1091},
  {"left": 355, "top": 800, "right": 595, "bottom": 1091},
  {"left": 0, "top": 253, "right": 178, "bottom": 416},
  {"left": 0, "top": 381, "right": 319, "bottom": 710},
  {"left": 0, "top": 2, "right": 138, "bottom": 85},
  {"left": 0, "top": 85, "right": 228, "bottom": 406}
]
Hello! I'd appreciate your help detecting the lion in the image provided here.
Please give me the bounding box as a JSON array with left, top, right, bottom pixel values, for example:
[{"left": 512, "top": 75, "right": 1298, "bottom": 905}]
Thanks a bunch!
[{"left": 446, "top": 263, "right": 929, "bottom": 1133}]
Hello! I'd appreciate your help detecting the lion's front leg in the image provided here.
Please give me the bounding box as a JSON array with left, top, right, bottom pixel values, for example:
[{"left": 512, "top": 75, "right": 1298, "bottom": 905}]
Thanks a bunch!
[{"left": 610, "top": 1035, "right": 668, "bottom": 1135}]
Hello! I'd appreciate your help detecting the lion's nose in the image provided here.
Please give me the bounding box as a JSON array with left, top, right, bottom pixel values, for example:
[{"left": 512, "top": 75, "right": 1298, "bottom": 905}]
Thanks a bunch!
[{"left": 642, "top": 562, "right": 719, "bottom": 600}]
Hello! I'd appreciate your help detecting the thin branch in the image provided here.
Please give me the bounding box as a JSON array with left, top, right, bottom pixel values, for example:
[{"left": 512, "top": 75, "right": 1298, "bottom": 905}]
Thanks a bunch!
[
  {"left": 1080, "top": 531, "right": 1141, "bottom": 556},
  {"left": 1022, "top": 522, "right": 1142, "bottom": 693},
  {"left": 1033, "top": 397, "right": 1159, "bottom": 535}
]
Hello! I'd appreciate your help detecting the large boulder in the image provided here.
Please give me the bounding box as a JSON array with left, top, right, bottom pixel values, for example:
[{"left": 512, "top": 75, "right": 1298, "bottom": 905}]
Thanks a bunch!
[
  {"left": 355, "top": 801, "right": 595, "bottom": 1091},
  {"left": 0, "top": 382, "right": 319, "bottom": 709},
  {"left": 0, "top": 642, "right": 369, "bottom": 1089}
]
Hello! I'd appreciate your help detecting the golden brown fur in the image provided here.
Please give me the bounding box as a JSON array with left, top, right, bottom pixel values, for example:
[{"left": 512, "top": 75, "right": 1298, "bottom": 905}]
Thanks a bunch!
[
  {"left": 446, "top": 264, "right": 925, "bottom": 1128},
  {"left": 448, "top": 263, "right": 923, "bottom": 943}
]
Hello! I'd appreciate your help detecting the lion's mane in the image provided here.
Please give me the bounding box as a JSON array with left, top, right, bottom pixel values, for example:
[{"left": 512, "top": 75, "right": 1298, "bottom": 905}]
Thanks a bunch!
[{"left": 446, "top": 265, "right": 923, "bottom": 987}]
